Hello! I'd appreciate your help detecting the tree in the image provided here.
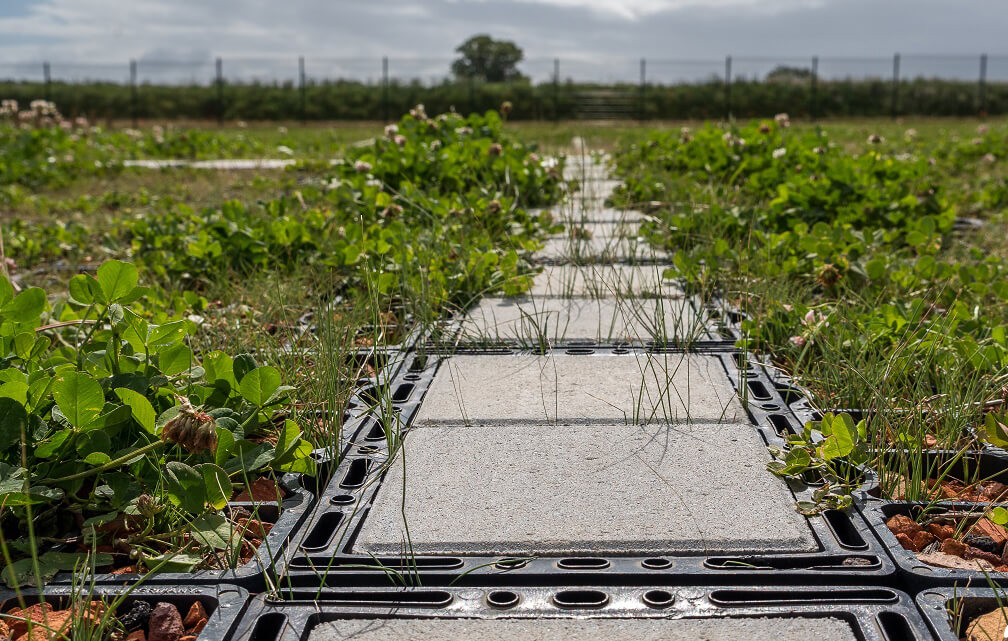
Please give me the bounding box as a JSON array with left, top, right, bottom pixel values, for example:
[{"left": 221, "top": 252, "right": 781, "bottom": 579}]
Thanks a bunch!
[
  {"left": 451, "top": 35, "right": 525, "bottom": 83},
  {"left": 766, "top": 65, "right": 813, "bottom": 84}
]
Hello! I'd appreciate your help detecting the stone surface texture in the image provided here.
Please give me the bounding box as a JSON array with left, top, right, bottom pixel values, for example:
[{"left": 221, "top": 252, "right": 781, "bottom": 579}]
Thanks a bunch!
[
  {"left": 458, "top": 296, "right": 706, "bottom": 343},
  {"left": 413, "top": 353, "right": 745, "bottom": 425},
  {"left": 310, "top": 617, "right": 855, "bottom": 641},
  {"left": 529, "top": 264, "right": 682, "bottom": 298},
  {"left": 353, "top": 420, "right": 816, "bottom": 555}
]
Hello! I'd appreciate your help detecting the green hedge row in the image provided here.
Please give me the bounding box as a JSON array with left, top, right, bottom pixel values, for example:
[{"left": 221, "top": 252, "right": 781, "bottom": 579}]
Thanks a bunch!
[{"left": 2, "top": 76, "right": 1004, "bottom": 121}]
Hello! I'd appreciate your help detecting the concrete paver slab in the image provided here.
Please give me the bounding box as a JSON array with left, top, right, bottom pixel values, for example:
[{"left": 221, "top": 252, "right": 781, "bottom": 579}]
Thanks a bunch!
[
  {"left": 559, "top": 207, "right": 648, "bottom": 223},
  {"left": 535, "top": 235, "right": 668, "bottom": 263},
  {"left": 578, "top": 178, "right": 621, "bottom": 193},
  {"left": 354, "top": 420, "right": 816, "bottom": 555},
  {"left": 414, "top": 353, "right": 744, "bottom": 425},
  {"left": 529, "top": 264, "right": 682, "bottom": 298},
  {"left": 311, "top": 617, "right": 854, "bottom": 641},
  {"left": 550, "top": 221, "right": 642, "bottom": 239},
  {"left": 458, "top": 296, "right": 706, "bottom": 344}
]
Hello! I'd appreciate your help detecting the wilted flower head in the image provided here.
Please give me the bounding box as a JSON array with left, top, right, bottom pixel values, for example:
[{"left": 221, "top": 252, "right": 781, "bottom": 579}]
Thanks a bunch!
[
  {"left": 409, "top": 104, "right": 428, "bottom": 120},
  {"left": 381, "top": 203, "right": 404, "bottom": 218},
  {"left": 772, "top": 147, "right": 787, "bottom": 159},
  {"left": 455, "top": 126, "right": 473, "bottom": 135},
  {"left": 722, "top": 131, "right": 745, "bottom": 147},
  {"left": 160, "top": 396, "right": 217, "bottom": 454},
  {"left": 983, "top": 153, "right": 996, "bottom": 163},
  {"left": 818, "top": 263, "right": 842, "bottom": 288},
  {"left": 789, "top": 335, "right": 806, "bottom": 348},
  {"left": 774, "top": 112, "right": 790, "bottom": 127},
  {"left": 487, "top": 199, "right": 502, "bottom": 215},
  {"left": 500, "top": 101, "right": 513, "bottom": 116},
  {"left": 30, "top": 99, "right": 57, "bottom": 116},
  {"left": 134, "top": 493, "right": 159, "bottom": 519},
  {"left": 384, "top": 123, "right": 398, "bottom": 137},
  {"left": 393, "top": 134, "right": 407, "bottom": 147},
  {"left": 679, "top": 127, "right": 693, "bottom": 143},
  {"left": 759, "top": 122, "right": 771, "bottom": 133},
  {"left": 0, "top": 99, "right": 18, "bottom": 118},
  {"left": 354, "top": 160, "right": 372, "bottom": 173},
  {"left": 978, "top": 124, "right": 989, "bottom": 135},
  {"left": 867, "top": 134, "right": 884, "bottom": 144},
  {"left": 488, "top": 142, "right": 503, "bottom": 156},
  {"left": 429, "top": 139, "right": 442, "bottom": 151}
]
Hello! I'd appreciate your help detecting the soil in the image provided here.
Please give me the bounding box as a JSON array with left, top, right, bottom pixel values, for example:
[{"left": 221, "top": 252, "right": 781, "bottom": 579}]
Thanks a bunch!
[
  {"left": 0, "top": 600, "right": 207, "bottom": 641},
  {"left": 345, "top": 352, "right": 382, "bottom": 380},
  {"left": 886, "top": 513, "right": 1008, "bottom": 572},
  {"left": 231, "top": 477, "right": 283, "bottom": 502},
  {"left": 886, "top": 475, "right": 1008, "bottom": 503},
  {"left": 103, "top": 507, "right": 276, "bottom": 575},
  {"left": 966, "top": 608, "right": 1008, "bottom": 641},
  {"left": 196, "top": 507, "right": 274, "bottom": 571}
]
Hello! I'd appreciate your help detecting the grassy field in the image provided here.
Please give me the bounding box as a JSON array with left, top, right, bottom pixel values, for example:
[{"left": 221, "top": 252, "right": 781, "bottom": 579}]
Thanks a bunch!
[
  {"left": 3, "top": 104, "right": 1008, "bottom": 586},
  {"left": 107, "top": 115, "right": 1008, "bottom": 151},
  {"left": 608, "top": 114, "right": 1008, "bottom": 517},
  {"left": 0, "top": 106, "right": 567, "bottom": 582}
]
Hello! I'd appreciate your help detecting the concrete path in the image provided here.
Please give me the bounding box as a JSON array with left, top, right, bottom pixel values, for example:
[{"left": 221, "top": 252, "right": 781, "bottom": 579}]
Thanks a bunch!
[
  {"left": 364, "top": 153, "right": 810, "bottom": 548},
  {"left": 313, "top": 151, "right": 822, "bottom": 637}
]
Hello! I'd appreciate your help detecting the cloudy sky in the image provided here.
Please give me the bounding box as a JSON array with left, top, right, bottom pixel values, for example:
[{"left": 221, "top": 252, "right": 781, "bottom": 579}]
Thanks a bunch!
[{"left": 0, "top": 0, "right": 1005, "bottom": 83}]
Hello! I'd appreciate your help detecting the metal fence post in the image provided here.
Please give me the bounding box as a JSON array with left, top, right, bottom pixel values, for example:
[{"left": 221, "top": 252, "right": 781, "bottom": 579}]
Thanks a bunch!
[
  {"left": 298, "top": 56, "right": 306, "bottom": 123},
  {"left": 43, "top": 61, "right": 51, "bottom": 101},
  {"left": 891, "top": 52, "right": 900, "bottom": 118},
  {"left": 724, "top": 55, "right": 732, "bottom": 120},
  {"left": 130, "top": 59, "right": 138, "bottom": 128},
  {"left": 979, "top": 53, "right": 988, "bottom": 115},
  {"left": 215, "top": 57, "right": 224, "bottom": 124},
  {"left": 639, "top": 57, "right": 646, "bottom": 122},
  {"left": 382, "top": 56, "right": 389, "bottom": 123},
  {"left": 553, "top": 57, "right": 560, "bottom": 122},
  {"left": 810, "top": 55, "right": 818, "bottom": 120}
]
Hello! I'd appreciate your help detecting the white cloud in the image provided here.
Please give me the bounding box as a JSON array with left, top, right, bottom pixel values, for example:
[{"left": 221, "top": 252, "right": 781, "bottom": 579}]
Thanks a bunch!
[
  {"left": 0, "top": 0, "right": 1003, "bottom": 84},
  {"left": 459, "top": 0, "right": 824, "bottom": 21}
]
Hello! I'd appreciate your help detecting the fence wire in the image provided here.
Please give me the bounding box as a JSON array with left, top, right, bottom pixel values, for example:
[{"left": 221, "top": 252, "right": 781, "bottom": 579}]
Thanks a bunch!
[{"left": 0, "top": 54, "right": 1003, "bottom": 121}]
